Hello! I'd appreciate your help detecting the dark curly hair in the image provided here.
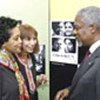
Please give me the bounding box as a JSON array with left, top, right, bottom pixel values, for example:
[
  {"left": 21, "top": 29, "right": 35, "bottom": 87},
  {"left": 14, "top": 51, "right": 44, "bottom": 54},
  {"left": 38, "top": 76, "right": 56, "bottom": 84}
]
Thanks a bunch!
[{"left": 0, "top": 16, "right": 22, "bottom": 48}]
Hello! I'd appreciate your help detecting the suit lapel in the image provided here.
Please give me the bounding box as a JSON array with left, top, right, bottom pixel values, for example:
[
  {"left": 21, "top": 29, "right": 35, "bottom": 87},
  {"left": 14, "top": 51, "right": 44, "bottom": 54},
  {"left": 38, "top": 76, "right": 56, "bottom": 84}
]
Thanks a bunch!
[{"left": 71, "top": 46, "right": 100, "bottom": 90}]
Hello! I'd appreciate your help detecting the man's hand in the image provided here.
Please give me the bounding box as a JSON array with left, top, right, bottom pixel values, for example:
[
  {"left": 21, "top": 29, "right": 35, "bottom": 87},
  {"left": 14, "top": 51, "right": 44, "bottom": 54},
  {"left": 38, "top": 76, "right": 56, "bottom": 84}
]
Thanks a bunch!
[{"left": 54, "top": 88, "right": 69, "bottom": 100}]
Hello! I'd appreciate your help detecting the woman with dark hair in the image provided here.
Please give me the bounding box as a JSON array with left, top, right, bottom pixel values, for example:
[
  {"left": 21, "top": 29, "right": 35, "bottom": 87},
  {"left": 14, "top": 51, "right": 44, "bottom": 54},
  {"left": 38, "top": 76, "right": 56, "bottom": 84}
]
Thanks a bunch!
[
  {"left": 14, "top": 24, "right": 47, "bottom": 100},
  {"left": 0, "top": 16, "right": 29, "bottom": 100},
  {"left": 64, "top": 38, "right": 75, "bottom": 53}
]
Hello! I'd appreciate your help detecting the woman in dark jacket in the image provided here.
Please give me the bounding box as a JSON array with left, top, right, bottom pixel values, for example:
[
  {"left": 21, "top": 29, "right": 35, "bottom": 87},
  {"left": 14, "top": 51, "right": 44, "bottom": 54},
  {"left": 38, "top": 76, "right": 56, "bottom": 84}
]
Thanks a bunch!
[{"left": 0, "top": 16, "right": 29, "bottom": 100}]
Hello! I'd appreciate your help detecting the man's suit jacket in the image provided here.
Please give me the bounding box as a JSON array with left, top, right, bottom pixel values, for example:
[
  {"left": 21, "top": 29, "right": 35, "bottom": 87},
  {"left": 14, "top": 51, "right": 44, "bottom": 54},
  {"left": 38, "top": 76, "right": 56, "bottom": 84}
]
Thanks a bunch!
[{"left": 67, "top": 46, "right": 100, "bottom": 100}]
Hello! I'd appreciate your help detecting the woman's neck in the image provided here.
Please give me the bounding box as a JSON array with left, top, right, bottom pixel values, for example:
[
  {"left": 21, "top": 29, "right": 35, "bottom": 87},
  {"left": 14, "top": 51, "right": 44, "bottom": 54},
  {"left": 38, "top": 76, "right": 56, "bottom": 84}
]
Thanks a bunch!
[
  {"left": 4, "top": 49, "right": 14, "bottom": 60},
  {"left": 18, "top": 51, "right": 29, "bottom": 64},
  {"left": 19, "top": 51, "right": 28, "bottom": 58},
  {"left": 1, "top": 44, "right": 14, "bottom": 60}
]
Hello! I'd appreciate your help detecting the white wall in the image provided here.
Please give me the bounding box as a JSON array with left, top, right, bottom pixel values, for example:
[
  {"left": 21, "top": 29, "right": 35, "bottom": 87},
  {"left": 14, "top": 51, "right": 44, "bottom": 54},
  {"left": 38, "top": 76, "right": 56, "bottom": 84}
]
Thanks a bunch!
[{"left": 0, "top": 0, "right": 49, "bottom": 100}]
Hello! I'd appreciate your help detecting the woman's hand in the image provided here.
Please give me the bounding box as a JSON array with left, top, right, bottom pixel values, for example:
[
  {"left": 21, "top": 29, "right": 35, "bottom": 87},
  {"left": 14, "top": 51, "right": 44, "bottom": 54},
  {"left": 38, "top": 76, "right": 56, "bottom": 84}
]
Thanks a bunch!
[{"left": 37, "top": 74, "right": 48, "bottom": 87}]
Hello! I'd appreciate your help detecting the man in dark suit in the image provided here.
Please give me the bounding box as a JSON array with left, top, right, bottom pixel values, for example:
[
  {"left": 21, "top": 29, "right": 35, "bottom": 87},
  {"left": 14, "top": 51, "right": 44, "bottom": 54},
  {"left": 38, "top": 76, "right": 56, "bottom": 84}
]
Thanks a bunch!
[{"left": 55, "top": 6, "right": 100, "bottom": 100}]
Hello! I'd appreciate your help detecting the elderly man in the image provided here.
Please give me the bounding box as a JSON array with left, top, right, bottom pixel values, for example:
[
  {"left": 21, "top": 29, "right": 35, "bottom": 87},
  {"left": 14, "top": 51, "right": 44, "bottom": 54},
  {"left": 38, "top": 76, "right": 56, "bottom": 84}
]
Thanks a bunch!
[{"left": 55, "top": 6, "right": 100, "bottom": 100}]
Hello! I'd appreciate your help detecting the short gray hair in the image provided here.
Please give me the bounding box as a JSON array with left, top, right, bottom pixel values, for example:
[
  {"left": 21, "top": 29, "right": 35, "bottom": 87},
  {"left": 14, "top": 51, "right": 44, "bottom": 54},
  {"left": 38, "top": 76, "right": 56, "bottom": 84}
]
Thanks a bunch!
[{"left": 76, "top": 6, "right": 100, "bottom": 28}]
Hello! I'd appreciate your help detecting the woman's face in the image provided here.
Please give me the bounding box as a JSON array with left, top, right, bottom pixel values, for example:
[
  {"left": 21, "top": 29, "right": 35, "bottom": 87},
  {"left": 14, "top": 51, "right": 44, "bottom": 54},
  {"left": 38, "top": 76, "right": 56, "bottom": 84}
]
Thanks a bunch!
[
  {"left": 22, "top": 34, "right": 37, "bottom": 53},
  {"left": 4, "top": 26, "right": 22, "bottom": 53},
  {"left": 58, "top": 22, "right": 66, "bottom": 35},
  {"left": 65, "top": 39, "right": 73, "bottom": 51},
  {"left": 64, "top": 22, "right": 73, "bottom": 36}
]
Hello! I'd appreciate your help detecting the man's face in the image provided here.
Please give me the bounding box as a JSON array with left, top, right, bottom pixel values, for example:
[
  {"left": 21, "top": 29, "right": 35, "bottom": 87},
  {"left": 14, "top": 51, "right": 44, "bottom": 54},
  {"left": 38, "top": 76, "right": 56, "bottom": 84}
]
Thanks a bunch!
[
  {"left": 73, "top": 16, "right": 93, "bottom": 46},
  {"left": 58, "top": 22, "right": 66, "bottom": 35},
  {"left": 54, "top": 39, "right": 62, "bottom": 50}
]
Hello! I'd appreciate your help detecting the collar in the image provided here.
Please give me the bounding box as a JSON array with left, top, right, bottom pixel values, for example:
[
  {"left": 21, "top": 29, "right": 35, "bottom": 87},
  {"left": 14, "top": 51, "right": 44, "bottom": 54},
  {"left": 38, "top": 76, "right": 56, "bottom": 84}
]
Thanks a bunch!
[{"left": 89, "top": 40, "right": 100, "bottom": 54}]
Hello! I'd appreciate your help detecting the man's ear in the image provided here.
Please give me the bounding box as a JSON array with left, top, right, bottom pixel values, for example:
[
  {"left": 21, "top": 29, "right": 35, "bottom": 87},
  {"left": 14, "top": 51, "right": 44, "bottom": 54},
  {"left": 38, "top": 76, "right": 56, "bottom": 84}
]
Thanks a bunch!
[{"left": 89, "top": 24, "right": 96, "bottom": 33}]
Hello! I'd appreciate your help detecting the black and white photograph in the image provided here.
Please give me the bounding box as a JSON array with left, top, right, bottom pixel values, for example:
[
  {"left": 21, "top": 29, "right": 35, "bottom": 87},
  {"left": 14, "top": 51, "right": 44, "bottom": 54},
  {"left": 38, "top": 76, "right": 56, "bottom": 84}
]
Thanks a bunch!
[
  {"left": 34, "top": 44, "right": 45, "bottom": 75},
  {"left": 52, "top": 37, "right": 76, "bottom": 53},
  {"left": 52, "top": 38, "right": 63, "bottom": 52},
  {"left": 64, "top": 38, "right": 76, "bottom": 53},
  {"left": 51, "top": 21, "right": 74, "bottom": 36},
  {"left": 50, "top": 21, "right": 78, "bottom": 64}
]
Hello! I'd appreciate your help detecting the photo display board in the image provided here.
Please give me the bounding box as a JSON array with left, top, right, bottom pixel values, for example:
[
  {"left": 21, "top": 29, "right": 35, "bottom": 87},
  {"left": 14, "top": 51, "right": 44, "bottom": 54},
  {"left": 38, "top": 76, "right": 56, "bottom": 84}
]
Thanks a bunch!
[{"left": 50, "top": 20, "right": 88, "bottom": 100}]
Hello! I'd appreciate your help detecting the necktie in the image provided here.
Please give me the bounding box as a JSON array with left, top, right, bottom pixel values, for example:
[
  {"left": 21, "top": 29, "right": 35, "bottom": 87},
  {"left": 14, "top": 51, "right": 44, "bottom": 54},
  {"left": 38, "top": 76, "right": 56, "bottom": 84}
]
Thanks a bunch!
[{"left": 83, "top": 50, "right": 91, "bottom": 63}]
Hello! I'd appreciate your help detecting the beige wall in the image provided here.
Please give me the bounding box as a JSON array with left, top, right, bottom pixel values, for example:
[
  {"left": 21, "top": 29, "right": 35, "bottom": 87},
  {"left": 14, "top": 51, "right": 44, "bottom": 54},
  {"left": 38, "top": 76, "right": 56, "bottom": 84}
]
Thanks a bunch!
[
  {"left": 0, "top": 0, "right": 49, "bottom": 100},
  {"left": 50, "top": 0, "right": 100, "bottom": 20}
]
